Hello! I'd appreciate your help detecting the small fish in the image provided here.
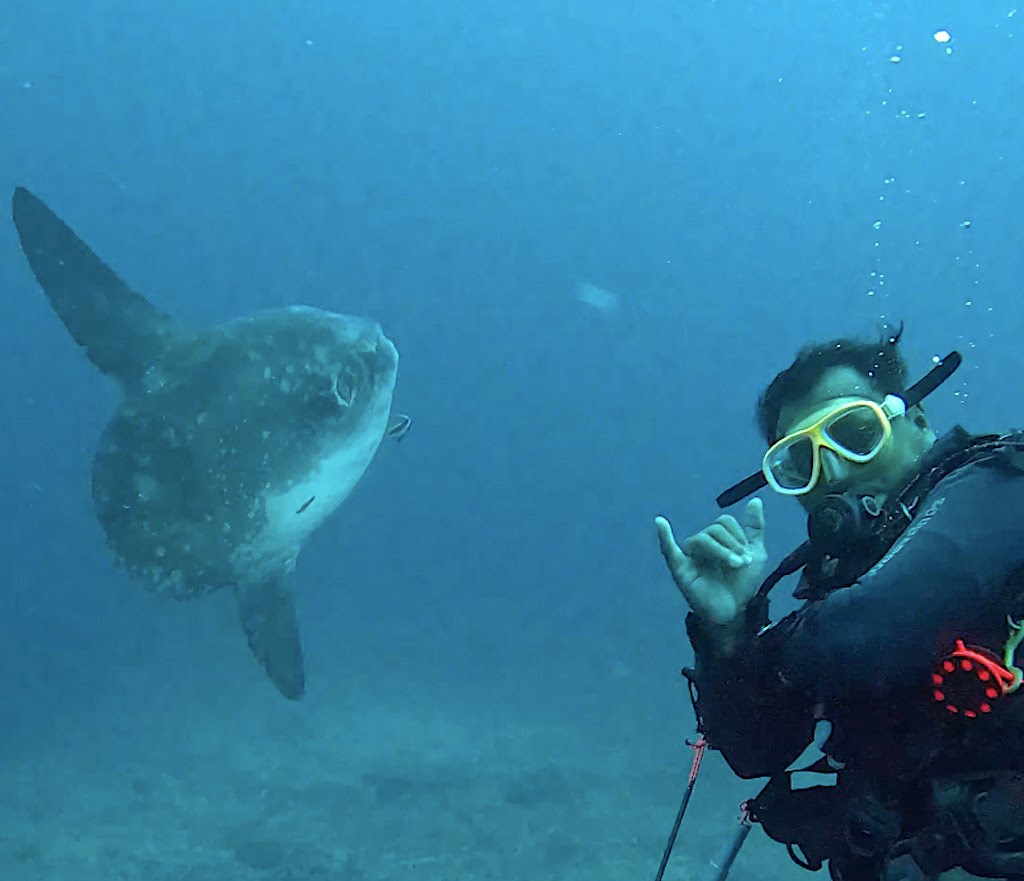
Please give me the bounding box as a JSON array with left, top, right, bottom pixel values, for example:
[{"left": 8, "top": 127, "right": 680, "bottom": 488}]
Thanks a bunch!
[
  {"left": 386, "top": 413, "right": 412, "bottom": 442},
  {"left": 296, "top": 496, "right": 315, "bottom": 514}
]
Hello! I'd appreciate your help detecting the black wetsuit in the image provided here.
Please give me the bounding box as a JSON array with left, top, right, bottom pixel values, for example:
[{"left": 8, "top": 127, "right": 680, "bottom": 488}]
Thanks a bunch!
[{"left": 687, "top": 427, "right": 1024, "bottom": 880}]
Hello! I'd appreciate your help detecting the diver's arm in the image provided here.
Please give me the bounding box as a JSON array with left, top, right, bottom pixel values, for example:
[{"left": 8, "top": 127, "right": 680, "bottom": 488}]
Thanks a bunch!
[
  {"left": 686, "top": 595, "right": 818, "bottom": 779},
  {"left": 662, "top": 500, "right": 817, "bottom": 778},
  {"left": 773, "top": 463, "right": 1024, "bottom": 703}
]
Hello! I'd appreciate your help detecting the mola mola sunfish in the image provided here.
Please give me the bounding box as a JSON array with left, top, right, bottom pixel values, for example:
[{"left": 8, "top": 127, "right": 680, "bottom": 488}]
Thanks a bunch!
[{"left": 11, "top": 186, "right": 410, "bottom": 700}]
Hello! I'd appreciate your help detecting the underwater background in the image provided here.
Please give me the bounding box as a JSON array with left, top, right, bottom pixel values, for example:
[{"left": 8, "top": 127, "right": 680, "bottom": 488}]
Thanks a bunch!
[{"left": 1, "top": 0, "right": 1023, "bottom": 878}]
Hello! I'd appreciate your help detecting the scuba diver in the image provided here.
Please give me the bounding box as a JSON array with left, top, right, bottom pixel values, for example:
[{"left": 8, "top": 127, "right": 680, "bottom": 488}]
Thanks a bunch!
[{"left": 655, "top": 326, "right": 1024, "bottom": 881}]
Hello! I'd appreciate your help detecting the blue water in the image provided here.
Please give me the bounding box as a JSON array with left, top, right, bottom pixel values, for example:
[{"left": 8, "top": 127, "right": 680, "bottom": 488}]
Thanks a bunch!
[{"left": 1, "top": 1, "right": 1022, "bottom": 879}]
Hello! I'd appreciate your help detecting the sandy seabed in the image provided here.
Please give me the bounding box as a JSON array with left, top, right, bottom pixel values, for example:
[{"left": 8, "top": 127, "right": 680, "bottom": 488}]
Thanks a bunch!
[{"left": 0, "top": 667, "right": 809, "bottom": 881}]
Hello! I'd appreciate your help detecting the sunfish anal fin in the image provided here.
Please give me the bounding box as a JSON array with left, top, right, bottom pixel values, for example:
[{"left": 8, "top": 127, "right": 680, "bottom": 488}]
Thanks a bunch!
[{"left": 234, "top": 572, "right": 306, "bottom": 700}]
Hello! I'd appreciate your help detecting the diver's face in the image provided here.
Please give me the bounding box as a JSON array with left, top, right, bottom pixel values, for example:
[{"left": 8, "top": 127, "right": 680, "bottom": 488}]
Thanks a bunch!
[{"left": 775, "top": 366, "right": 937, "bottom": 511}]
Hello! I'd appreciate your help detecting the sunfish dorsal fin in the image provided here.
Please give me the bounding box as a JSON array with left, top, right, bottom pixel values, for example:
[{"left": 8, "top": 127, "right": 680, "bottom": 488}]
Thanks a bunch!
[{"left": 12, "top": 186, "right": 181, "bottom": 386}]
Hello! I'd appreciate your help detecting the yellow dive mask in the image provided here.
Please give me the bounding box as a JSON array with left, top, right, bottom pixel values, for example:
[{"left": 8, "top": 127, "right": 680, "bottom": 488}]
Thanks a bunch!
[{"left": 762, "top": 395, "right": 907, "bottom": 496}]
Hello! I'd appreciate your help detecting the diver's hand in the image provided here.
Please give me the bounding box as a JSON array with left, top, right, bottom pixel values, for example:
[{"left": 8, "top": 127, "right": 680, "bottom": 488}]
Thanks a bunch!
[{"left": 655, "top": 498, "right": 767, "bottom": 626}]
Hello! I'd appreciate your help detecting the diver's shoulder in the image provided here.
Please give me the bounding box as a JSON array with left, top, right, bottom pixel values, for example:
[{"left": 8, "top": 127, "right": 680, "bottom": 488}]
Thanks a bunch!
[{"left": 931, "top": 425, "right": 1024, "bottom": 495}]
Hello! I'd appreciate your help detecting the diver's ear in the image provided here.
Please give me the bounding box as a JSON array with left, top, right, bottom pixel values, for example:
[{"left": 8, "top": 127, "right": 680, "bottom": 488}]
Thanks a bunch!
[
  {"left": 908, "top": 403, "right": 936, "bottom": 447},
  {"left": 909, "top": 403, "right": 929, "bottom": 430}
]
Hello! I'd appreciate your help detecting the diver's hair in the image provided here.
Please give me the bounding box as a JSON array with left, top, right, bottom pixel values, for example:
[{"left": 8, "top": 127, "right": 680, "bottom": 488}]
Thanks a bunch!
[{"left": 756, "top": 322, "right": 909, "bottom": 444}]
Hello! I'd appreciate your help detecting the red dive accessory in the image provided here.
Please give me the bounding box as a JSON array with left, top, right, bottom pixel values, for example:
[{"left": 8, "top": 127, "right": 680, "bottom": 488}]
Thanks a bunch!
[{"left": 932, "top": 618, "right": 1024, "bottom": 718}]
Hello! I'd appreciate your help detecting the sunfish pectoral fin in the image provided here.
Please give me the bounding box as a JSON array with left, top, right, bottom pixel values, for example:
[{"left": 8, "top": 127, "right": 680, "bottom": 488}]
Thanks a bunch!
[
  {"left": 234, "top": 572, "right": 305, "bottom": 700},
  {"left": 11, "top": 187, "right": 180, "bottom": 386},
  {"left": 386, "top": 413, "right": 412, "bottom": 441}
]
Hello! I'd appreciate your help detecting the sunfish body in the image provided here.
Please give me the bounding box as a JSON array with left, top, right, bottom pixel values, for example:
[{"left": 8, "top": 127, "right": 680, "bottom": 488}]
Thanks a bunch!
[{"left": 11, "top": 187, "right": 408, "bottom": 699}]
